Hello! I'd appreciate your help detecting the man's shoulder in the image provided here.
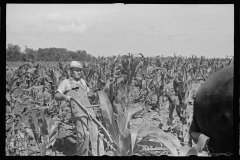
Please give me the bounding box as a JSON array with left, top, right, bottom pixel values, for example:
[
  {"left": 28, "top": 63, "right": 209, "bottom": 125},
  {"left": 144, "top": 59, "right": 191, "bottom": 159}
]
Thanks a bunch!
[
  {"left": 80, "top": 78, "right": 86, "bottom": 83},
  {"left": 61, "top": 78, "right": 70, "bottom": 83},
  {"left": 56, "top": 78, "right": 71, "bottom": 94},
  {"left": 80, "top": 78, "right": 88, "bottom": 86}
]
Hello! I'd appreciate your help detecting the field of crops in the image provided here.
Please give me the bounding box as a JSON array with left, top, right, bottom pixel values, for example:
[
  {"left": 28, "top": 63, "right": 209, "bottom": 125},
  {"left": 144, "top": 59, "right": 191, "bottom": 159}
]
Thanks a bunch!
[{"left": 6, "top": 54, "right": 233, "bottom": 156}]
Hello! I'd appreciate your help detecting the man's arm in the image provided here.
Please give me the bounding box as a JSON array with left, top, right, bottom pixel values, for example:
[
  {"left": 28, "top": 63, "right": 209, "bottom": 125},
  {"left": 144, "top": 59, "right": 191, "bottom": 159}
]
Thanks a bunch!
[
  {"left": 55, "top": 92, "right": 70, "bottom": 102},
  {"left": 55, "top": 79, "right": 71, "bottom": 102}
]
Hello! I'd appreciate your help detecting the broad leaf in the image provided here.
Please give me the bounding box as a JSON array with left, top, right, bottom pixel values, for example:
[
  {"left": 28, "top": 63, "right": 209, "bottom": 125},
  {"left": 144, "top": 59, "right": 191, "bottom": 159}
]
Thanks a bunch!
[
  {"left": 130, "top": 129, "right": 138, "bottom": 153},
  {"left": 39, "top": 109, "right": 48, "bottom": 136},
  {"left": 194, "top": 133, "right": 210, "bottom": 153},
  {"left": 118, "top": 129, "right": 132, "bottom": 156},
  {"left": 116, "top": 101, "right": 125, "bottom": 134},
  {"left": 98, "top": 91, "right": 120, "bottom": 146},
  {"left": 132, "top": 127, "right": 182, "bottom": 156},
  {"left": 178, "top": 146, "right": 198, "bottom": 156},
  {"left": 148, "top": 132, "right": 179, "bottom": 156},
  {"left": 124, "top": 103, "right": 144, "bottom": 130}
]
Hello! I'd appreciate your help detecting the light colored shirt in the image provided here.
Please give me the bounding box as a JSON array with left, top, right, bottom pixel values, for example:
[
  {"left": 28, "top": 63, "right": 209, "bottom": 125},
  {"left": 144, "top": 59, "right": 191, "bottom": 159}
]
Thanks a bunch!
[{"left": 56, "top": 77, "right": 90, "bottom": 94}]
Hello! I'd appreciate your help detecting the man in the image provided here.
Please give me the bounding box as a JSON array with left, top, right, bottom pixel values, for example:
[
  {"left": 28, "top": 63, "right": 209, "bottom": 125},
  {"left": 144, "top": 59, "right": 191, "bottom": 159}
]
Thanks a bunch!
[{"left": 55, "top": 61, "right": 104, "bottom": 156}]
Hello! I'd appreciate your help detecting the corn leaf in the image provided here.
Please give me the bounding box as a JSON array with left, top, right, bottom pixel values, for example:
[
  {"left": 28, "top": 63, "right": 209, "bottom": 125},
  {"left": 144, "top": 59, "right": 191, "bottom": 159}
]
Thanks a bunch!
[
  {"left": 178, "top": 146, "right": 198, "bottom": 156},
  {"left": 117, "top": 129, "right": 132, "bottom": 156},
  {"left": 131, "top": 127, "right": 182, "bottom": 156},
  {"left": 98, "top": 91, "right": 120, "bottom": 146},
  {"left": 148, "top": 133, "right": 179, "bottom": 156},
  {"left": 39, "top": 110, "right": 48, "bottom": 136},
  {"left": 116, "top": 101, "right": 125, "bottom": 134},
  {"left": 124, "top": 103, "right": 144, "bottom": 131},
  {"left": 194, "top": 133, "right": 210, "bottom": 153},
  {"left": 130, "top": 129, "right": 138, "bottom": 152},
  {"left": 139, "top": 127, "right": 181, "bottom": 147},
  {"left": 198, "top": 151, "right": 209, "bottom": 156}
]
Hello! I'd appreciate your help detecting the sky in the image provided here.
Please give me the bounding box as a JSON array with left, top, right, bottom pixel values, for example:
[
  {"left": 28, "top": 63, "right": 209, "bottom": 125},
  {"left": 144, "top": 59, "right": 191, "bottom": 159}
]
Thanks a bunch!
[{"left": 6, "top": 4, "right": 234, "bottom": 58}]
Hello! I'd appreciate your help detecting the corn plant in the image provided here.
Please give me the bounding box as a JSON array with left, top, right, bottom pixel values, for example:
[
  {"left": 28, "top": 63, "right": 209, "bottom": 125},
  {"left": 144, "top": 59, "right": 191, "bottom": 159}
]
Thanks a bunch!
[{"left": 97, "top": 91, "right": 210, "bottom": 156}]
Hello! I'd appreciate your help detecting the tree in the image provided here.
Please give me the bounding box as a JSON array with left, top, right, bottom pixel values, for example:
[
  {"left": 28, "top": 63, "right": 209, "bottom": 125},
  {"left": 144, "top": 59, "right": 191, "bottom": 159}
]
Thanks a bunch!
[
  {"left": 6, "top": 44, "right": 22, "bottom": 61},
  {"left": 24, "top": 46, "right": 36, "bottom": 61},
  {"left": 6, "top": 43, "right": 95, "bottom": 62}
]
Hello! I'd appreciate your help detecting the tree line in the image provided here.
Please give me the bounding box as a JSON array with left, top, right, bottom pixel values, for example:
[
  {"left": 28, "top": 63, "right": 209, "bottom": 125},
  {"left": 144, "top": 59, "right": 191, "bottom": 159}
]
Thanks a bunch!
[
  {"left": 6, "top": 43, "right": 233, "bottom": 63},
  {"left": 6, "top": 43, "right": 95, "bottom": 62}
]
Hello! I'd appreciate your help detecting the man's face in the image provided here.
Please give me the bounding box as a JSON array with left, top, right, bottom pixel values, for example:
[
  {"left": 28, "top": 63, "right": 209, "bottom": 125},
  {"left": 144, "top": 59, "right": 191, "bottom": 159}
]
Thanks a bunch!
[{"left": 70, "top": 67, "right": 82, "bottom": 80}]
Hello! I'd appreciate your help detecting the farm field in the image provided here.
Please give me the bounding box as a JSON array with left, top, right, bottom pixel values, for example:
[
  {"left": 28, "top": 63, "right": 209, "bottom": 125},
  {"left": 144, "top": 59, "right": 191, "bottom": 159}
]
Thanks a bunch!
[{"left": 6, "top": 55, "right": 233, "bottom": 156}]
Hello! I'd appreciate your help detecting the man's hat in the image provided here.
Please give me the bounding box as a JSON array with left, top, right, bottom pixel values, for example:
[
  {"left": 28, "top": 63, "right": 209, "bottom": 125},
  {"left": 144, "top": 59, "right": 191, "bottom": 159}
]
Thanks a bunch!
[{"left": 70, "top": 61, "right": 82, "bottom": 69}]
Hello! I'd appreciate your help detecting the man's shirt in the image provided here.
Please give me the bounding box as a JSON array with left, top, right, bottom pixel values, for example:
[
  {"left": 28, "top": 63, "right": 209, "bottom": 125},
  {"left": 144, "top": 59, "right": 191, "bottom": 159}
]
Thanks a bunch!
[{"left": 56, "top": 77, "right": 90, "bottom": 95}]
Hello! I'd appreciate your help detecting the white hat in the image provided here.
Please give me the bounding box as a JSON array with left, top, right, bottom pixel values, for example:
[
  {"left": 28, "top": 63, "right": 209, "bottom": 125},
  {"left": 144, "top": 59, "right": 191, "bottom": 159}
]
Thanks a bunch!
[{"left": 70, "top": 61, "right": 82, "bottom": 69}]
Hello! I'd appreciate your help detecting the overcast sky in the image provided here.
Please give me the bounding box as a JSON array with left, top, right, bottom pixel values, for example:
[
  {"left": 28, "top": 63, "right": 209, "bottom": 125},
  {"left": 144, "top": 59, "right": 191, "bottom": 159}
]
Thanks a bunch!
[{"left": 6, "top": 4, "right": 234, "bottom": 58}]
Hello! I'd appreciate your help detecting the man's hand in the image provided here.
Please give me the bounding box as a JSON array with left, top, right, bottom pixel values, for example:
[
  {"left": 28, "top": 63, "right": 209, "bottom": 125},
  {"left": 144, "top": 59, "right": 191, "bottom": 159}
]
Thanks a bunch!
[
  {"left": 88, "top": 92, "right": 98, "bottom": 103},
  {"left": 64, "top": 95, "right": 71, "bottom": 103},
  {"left": 87, "top": 92, "right": 97, "bottom": 98}
]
